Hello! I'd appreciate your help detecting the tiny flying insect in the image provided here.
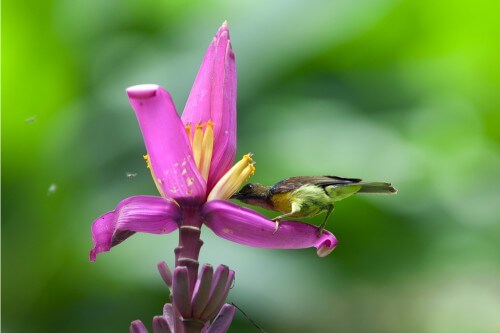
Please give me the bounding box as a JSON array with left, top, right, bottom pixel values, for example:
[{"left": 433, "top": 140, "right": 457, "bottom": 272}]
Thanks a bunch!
[
  {"left": 25, "top": 116, "right": 36, "bottom": 124},
  {"left": 126, "top": 172, "right": 138, "bottom": 180},
  {"left": 48, "top": 183, "right": 57, "bottom": 195}
]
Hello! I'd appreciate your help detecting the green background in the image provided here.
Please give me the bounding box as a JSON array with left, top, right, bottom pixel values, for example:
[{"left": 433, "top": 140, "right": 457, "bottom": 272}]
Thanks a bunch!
[{"left": 3, "top": 0, "right": 500, "bottom": 332}]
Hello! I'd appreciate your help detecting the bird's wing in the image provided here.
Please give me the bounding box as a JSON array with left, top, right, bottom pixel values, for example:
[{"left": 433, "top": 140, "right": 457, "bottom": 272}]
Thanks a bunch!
[{"left": 270, "top": 176, "right": 362, "bottom": 194}]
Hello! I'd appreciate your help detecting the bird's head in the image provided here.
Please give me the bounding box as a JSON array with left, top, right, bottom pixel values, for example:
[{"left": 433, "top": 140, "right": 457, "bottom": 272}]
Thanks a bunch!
[{"left": 231, "top": 183, "right": 270, "bottom": 203}]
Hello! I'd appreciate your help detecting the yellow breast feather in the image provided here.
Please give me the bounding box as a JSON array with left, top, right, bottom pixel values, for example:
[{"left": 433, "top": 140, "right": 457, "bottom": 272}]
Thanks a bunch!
[{"left": 270, "top": 192, "right": 293, "bottom": 213}]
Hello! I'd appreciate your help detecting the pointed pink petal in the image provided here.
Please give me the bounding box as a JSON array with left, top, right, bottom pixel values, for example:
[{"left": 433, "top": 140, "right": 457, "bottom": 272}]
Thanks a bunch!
[
  {"left": 127, "top": 84, "right": 206, "bottom": 204},
  {"left": 182, "top": 23, "right": 237, "bottom": 190},
  {"left": 90, "top": 196, "right": 181, "bottom": 261},
  {"left": 202, "top": 201, "right": 338, "bottom": 257},
  {"left": 208, "top": 41, "right": 236, "bottom": 191},
  {"left": 206, "top": 304, "right": 236, "bottom": 333}
]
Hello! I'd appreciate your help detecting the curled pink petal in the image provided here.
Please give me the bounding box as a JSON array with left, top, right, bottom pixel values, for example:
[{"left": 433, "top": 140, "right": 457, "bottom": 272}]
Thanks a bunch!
[
  {"left": 182, "top": 22, "right": 237, "bottom": 190},
  {"left": 127, "top": 84, "right": 206, "bottom": 204},
  {"left": 202, "top": 201, "right": 338, "bottom": 257},
  {"left": 90, "top": 196, "right": 181, "bottom": 261}
]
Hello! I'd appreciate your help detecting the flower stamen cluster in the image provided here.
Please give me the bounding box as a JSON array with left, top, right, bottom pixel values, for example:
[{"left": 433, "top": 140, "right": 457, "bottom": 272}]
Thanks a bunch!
[{"left": 187, "top": 121, "right": 215, "bottom": 181}]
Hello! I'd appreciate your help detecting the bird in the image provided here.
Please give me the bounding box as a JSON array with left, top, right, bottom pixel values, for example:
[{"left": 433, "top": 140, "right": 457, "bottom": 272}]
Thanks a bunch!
[{"left": 231, "top": 176, "right": 397, "bottom": 235}]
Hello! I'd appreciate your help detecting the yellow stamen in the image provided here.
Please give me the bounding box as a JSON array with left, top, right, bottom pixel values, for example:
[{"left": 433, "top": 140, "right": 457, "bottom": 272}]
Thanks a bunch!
[
  {"left": 143, "top": 154, "right": 151, "bottom": 169},
  {"left": 185, "top": 123, "right": 193, "bottom": 146},
  {"left": 207, "top": 154, "right": 255, "bottom": 201},
  {"left": 143, "top": 153, "right": 166, "bottom": 197},
  {"left": 192, "top": 122, "right": 204, "bottom": 168},
  {"left": 199, "top": 121, "right": 214, "bottom": 181}
]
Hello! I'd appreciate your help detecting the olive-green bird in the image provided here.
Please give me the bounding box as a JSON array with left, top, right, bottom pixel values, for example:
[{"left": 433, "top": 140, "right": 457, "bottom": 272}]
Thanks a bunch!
[{"left": 231, "top": 176, "right": 397, "bottom": 235}]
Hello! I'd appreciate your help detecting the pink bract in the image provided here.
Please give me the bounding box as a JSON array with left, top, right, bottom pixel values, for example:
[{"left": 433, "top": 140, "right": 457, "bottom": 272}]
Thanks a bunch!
[{"left": 90, "top": 22, "right": 337, "bottom": 263}]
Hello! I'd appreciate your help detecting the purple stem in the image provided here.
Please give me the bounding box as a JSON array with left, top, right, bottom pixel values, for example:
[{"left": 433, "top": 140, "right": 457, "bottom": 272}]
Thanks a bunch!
[{"left": 174, "top": 206, "right": 204, "bottom": 332}]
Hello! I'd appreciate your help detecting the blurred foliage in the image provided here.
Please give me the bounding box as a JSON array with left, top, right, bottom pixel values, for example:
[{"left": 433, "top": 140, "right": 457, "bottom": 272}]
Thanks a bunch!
[{"left": 3, "top": 0, "right": 500, "bottom": 332}]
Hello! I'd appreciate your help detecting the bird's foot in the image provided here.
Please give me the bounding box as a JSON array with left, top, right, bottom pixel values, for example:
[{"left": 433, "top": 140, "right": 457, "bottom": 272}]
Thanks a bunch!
[
  {"left": 316, "top": 225, "right": 325, "bottom": 238},
  {"left": 271, "top": 218, "right": 281, "bottom": 234}
]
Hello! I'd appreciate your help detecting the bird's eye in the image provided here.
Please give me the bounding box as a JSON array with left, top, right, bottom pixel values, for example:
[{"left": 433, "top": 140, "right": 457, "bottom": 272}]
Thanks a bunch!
[{"left": 247, "top": 184, "right": 254, "bottom": 190}]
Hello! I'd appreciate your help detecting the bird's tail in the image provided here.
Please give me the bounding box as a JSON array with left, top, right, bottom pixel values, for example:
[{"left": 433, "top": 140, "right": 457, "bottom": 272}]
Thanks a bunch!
[{"left": 357, "top": 182, "right": 397, "bottom": 194}]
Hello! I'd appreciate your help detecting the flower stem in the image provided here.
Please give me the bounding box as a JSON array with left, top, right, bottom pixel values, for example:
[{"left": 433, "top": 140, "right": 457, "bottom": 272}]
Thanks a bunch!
[{"left": 174, "top": 206, "right": 204, "bottom": 332}]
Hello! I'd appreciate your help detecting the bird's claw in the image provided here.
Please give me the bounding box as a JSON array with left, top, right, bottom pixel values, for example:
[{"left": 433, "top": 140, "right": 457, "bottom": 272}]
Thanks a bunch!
[
  {"left": 316, "top": 225, "right": 324, "bottom": 238},
  {"left": 271, "top": 218, "right": 281, "bottom": 234}
]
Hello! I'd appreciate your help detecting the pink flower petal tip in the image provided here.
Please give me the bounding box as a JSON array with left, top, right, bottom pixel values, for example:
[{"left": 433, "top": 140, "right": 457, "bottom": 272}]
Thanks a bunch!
[
  {"left": 126, "top": 84, "right": 160, "bottom": 99},
  {"left": 316, "top": 235, "right": 338, "bottom": 257}
]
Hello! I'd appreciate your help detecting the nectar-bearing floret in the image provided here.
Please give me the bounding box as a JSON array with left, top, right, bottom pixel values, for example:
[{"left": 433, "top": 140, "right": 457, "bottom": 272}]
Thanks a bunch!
[{"left": 207, "top": 154, "right": 255, "bottom": 201}]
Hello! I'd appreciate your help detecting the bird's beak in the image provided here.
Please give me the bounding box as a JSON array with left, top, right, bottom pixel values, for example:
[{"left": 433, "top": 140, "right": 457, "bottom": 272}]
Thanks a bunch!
[{"left": 230, "top": 192, "right": 243, "bottom": 200}]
